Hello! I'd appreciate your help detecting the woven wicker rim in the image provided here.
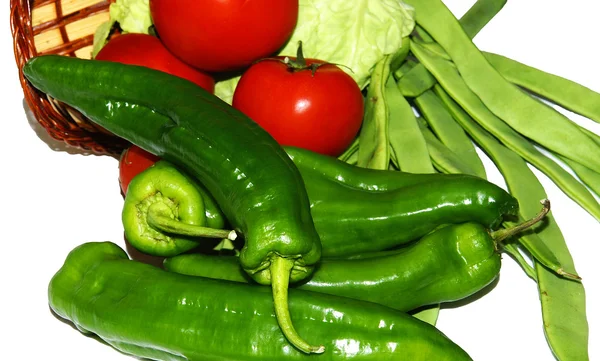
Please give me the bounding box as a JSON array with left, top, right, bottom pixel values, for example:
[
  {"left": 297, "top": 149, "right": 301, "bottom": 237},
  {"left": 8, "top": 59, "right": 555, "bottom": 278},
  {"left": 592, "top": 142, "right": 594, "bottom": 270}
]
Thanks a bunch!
[{"left": 10, "top": 0, "right": 128, "bottom": 156}]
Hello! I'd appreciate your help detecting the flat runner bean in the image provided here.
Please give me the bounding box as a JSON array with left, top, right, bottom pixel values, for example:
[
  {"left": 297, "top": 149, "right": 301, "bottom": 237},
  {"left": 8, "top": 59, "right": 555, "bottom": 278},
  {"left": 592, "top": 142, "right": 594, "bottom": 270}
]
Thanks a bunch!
[
  {"left": 556, "top": 155, "right": 600, "bottom": 198},
  {"left": 387, "top": 58, "right": 438, "bottom": 323},
  {"left": 484, "top": 52, "right": 600, "bottom": 124},
  {"left": 403, "top": 0, "right": 600, "bottom": 173},
  {"left": 397, "top": 63, "right": 437, "bottom": 98},
  {"left": 357, "top": 55, "right": 392, "bottom": 170},
  {"left": 417, "top": 9, "right": 600, "bottom": 198},
  {"left": 501, "top": 243, "right": 537, "bottom": 282},
  {"left": 458, "top": 0, "right": 507, "bottom": 39},
  {"left": 414, "top": 90, "right": 486, "bottom": 178},
  {"left": 418, "top": 120, "right": 479, "bottom": 176},
  {"left": 580, "top": 126, "right": 600, "bottom": 147},
  {"left": 433, "top": 85, "right": 576, "bottom": 280},
  {"left": 387, "top": 76, "right": 434, "bottom": 174},
  {"left": 411, "top": 41, "right": 600, "bottom": 223},
  {"left": 418, "top": 10, "right": 600, "bottom": 130},
  {"left": 434, "top": 84, "right": 588, "bottom": 361},
  {"left": 410, "top": 80, "right": 539, "bottom": 281},
  {"left": 393, "top": 58, "right": 418, "bottom": 81}
]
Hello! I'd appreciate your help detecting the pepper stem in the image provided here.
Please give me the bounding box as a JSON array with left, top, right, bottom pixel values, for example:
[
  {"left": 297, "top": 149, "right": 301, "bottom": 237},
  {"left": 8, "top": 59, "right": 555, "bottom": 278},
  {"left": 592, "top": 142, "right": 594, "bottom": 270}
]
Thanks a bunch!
[
  {"left": 270, "top": 256, "right": 325, "bottom": 354},
  {"left": 147, "top": 202, "right": 237, "bottom": 240},
  {"left": 492, "top": 199, "right": 551, "bottom": 243}
]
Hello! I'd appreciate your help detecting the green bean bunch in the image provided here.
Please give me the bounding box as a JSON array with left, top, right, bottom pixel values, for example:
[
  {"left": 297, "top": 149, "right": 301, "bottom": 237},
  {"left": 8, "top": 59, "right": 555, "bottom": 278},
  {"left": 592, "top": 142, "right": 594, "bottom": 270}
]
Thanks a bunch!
[{"left": 339, "top": 0, "right": 594, "bottom": 360}]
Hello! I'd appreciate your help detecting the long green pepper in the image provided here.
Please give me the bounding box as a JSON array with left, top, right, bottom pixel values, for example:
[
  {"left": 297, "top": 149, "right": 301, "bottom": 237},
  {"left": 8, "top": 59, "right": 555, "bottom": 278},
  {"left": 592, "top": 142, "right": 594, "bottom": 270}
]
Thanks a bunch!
[
  {"left": 126, "top": 150, "right": 519, "bottom": 258},
  {"left": 49, "top": 242, "right": 474, "bottom": 361},
  {"left": 165, "top": 204, "right": 549, "bottom": 313},
  {"left": 23, "top": 56, "right": 322, "bottom": 353},
  {"left": 288, "top": 146, "right": 517, "bottom": 256}
]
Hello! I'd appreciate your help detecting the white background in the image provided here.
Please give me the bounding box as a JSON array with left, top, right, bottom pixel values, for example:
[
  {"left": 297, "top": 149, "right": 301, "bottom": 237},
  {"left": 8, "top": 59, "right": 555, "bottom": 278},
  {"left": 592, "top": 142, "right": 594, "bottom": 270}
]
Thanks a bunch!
[{"left": 1, "top": 1, "right": 598, "bottom": 360}]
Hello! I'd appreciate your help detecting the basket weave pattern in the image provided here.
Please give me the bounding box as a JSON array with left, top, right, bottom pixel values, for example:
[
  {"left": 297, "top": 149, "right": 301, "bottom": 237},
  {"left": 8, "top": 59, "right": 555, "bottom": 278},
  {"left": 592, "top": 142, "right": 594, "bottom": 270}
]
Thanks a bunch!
[{"left": 10, "top": 0, "right": 129, "bottom": 155}]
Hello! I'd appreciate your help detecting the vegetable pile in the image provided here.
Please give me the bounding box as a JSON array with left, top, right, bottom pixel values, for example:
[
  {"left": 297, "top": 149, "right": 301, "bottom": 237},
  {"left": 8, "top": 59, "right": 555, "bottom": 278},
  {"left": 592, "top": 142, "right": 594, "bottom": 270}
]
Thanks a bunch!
[{"left": 21, "top": 0, "right": 598, "bottom": 360}]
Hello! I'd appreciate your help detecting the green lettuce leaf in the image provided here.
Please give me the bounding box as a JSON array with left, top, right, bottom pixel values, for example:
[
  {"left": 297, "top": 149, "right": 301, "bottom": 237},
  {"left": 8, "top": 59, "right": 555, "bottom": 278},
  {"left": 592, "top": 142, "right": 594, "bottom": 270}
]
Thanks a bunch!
[
  {"left": 216, "top": 0, "right": 415, "bottom": 103},
  {"left": 92, "top": 0, "right": 153, "bottom": 58},
  {"left": 90, "top": 0, "right": 415, "bottom": 103}
]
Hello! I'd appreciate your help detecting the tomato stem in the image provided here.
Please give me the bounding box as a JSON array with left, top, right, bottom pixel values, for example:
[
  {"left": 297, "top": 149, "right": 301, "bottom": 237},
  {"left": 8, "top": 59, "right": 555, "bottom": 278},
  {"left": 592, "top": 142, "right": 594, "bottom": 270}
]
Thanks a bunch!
[{"left": 282, "top": 41, "right": 321, "bottom": 75}]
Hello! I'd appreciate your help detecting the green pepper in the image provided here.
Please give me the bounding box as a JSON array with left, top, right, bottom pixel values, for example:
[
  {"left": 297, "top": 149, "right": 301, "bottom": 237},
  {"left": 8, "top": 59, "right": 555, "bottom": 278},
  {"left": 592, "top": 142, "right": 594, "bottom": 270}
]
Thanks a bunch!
[
  {"left": 125, "top": 150, "right": 519, "bottom": 258},
  {"left": 286, "top": 145, "right": 473, "bottom": 191},
  {"left": 164, "top": 201, "right": 549, "bottom": 312},
  {"left": 24, "top": 56, "right": 322, "bottom": 353},
  {"left": 287, "top": 146, "right": 519, "bottom": 256},
  {"left": 122, "top": 160, "right": 236, "bottom": 257},
  {"left": 49, "top": 241, "right": 474, "bottom": 361}
]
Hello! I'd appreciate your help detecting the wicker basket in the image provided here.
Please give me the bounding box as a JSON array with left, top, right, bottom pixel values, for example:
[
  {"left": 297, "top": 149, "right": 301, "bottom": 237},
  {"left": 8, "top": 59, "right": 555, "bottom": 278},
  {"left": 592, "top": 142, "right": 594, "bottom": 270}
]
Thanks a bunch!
[{"left": 10, "top": 0, "right": 129, "bottom": 155}]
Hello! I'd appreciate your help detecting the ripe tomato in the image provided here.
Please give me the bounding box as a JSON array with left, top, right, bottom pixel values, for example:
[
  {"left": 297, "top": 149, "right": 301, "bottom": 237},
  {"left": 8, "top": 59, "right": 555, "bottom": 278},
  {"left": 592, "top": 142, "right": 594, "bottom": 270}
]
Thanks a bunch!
[
  {"left": 118, "top": 145, "right": 159, "bottom": 195},
  {"left": 95, "top": 33, "right": 215, "bottom": 93},
  {"left": 232, "top": 57, "right": 365, "bottom": 157},
  {"left": 149, "top": 0, "right": 298, "bottom": 72}
]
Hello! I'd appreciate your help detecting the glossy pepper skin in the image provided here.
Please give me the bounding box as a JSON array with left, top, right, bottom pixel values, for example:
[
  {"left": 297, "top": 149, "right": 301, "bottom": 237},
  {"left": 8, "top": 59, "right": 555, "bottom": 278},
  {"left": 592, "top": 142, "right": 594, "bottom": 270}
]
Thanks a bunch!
[
  {"left": 49, "top": 242, "right": 474, "bottom": 361},
  {"left": 23, "top": 55, "right": 322, "bottom": 353},
  {"left": 164, "top": 221, "right": 502, "bottom": 312},
  {"left": 286, "top": 146, "right": 479, "bottom": 191},
  {"left": 124, "top": 149, "right": 518, "bottom": 257},
  {"left": 123, "top": 160, "right": 234, "bottom": 256},
  {"left": 304, "top": 169, "right": 518, "bottom": 256}
]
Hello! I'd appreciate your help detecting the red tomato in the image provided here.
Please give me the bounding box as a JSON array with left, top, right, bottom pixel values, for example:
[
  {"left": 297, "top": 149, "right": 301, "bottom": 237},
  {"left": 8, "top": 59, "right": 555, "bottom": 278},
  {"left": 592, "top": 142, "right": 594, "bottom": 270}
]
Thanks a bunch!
[
  {"left": 118, "top": 145, "right": 160, "bottom": 195},
  {"left": 149, "top": 0, "right": 298, "bottom": 72},
  {"left": 232, "top": 58, "right": 365, "bottom": 157},
  {"left": 95, "top": 33, "right": 215, "bottom": 93}
]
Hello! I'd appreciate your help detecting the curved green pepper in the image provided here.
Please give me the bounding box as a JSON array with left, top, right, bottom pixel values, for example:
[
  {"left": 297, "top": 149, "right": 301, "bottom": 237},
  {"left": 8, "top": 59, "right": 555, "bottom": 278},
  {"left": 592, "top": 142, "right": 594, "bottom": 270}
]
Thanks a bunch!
[
  {"left": 302, "top": 166, "right": 518, "bottom": 256},
  {"left": 164, "top": 201, "right": 549, "bottom": 312},
  {"left": 122, "top": 160, "right": 236, "bottom": 257},
  {"left": 24, "top": 56, "right": 322, "bottom": 353},
  {"left": 49, "top": 241, "right": 473, "bottom": 361},
  {"left": 289, "top": 147, "right": 518, "bottom": 256},
  {"left": 286, "top": 145, "right": 475, "bottom": 191},
  {"left": 290, "top": 146, "right": 518, "bottom": 256},
  {"left": 124, "top": 151, "right": 519, "bottom": 257}
]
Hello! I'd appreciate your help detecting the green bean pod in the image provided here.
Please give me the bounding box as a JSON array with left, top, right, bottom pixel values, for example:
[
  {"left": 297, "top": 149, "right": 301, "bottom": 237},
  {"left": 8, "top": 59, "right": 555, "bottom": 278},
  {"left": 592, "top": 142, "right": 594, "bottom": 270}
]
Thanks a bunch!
[
  {"left": 483, "top": 52, "right": 600, "bottom": 124},
  {"left": 49, "top": 242, "right": 474, "bottom": 361},
  {"left": 357, "top": 54, "right": 393, "bottom": 170},
  {"left": 397, "top": 63, "right": 437, "bottom": 98},
  {"left": 557, "top": 155, "right": 600, "bottom": 197},
  {"left": 414, "top": 90, "right": 486, "bottom": 178},
  {"left": 403, "top": 0, "right": 600, "bottom": 173},
  {"left": 433, "top": 84, "right": 587, "bottom": 360},
  {"left": 418, "top": 121, "right": 479, "bottom": 176},
  {"left": 410, "top": 41, "right": 600, "bottom": 223},
  {"left": 387, "top": 71, "right": 434, "bottom": 174},
  {"left": 458, "top": 0, "right": 507, "bottom": 39}
]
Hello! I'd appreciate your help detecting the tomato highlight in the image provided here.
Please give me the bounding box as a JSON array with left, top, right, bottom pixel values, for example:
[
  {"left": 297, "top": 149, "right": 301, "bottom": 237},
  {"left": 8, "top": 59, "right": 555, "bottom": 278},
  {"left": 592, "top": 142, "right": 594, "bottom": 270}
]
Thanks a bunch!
[{"left": 233, "top": 44, "right": 364, "bottom": 157}]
